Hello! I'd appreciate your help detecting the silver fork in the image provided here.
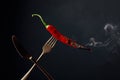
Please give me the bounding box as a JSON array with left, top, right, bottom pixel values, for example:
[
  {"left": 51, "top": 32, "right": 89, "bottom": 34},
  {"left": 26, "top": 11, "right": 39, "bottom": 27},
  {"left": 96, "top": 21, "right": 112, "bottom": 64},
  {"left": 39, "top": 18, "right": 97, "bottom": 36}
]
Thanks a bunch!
[{"left": 21, "top": 36, "right": 57, "bottom": 80}]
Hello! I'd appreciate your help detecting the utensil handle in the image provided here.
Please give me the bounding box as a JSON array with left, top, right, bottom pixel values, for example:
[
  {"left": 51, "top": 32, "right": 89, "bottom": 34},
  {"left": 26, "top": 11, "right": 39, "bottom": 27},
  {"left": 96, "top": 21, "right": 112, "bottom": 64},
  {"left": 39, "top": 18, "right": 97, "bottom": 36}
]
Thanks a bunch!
[
  {"left": 21, "top": 52, "right": 44, "bottom": 80},
  {"left": 21, "top": 52, "right": 53, "bottom": 80},
  {"left": 31, "top": 59, "right": 54, "bottom": 80},
  {"left": 21, "top": 64, "right": 36, "bottom": 80}
]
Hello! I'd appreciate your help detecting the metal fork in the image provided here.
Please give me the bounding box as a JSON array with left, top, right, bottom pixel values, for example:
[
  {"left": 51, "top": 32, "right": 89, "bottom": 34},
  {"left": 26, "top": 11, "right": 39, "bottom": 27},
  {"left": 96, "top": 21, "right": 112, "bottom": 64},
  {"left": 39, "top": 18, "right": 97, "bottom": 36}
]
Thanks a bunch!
[{"left": 21, "top": 36, "right": 57, "bottom": 80}]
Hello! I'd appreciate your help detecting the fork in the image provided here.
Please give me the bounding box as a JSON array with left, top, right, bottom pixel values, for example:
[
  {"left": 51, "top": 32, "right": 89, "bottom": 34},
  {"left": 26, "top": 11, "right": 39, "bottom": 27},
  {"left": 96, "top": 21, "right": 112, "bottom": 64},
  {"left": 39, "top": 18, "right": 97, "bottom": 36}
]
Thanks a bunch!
[{"left": 21, "top": 36, "right": 57, "bottom": 80}]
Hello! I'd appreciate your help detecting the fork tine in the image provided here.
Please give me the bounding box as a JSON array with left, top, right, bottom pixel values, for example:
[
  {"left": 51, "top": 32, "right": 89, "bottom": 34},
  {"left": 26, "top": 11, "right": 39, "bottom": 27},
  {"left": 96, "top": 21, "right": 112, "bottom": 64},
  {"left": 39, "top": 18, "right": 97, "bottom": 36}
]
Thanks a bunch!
[
  {"left": 39, "top": 36, "right": 56, "bottom": 59},
  {"left": 44, "top": 36, "right": 54, "bottom": 46},
  {"left": 20, "top": 36, "right": 57, "bottom": 80},
  {"left": 47, "top": 36, "right": 56, "bottom": 46},
  {"left": 50, "top": 39, "right": 57, "bottom": 48}
]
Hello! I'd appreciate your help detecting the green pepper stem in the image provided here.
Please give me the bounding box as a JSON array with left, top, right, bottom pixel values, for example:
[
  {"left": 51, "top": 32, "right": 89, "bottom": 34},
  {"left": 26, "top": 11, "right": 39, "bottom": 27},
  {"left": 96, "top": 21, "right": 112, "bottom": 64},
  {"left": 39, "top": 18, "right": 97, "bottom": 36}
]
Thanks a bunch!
[{"left": 32, "top": 14, "right": 47, "bottom": 27}]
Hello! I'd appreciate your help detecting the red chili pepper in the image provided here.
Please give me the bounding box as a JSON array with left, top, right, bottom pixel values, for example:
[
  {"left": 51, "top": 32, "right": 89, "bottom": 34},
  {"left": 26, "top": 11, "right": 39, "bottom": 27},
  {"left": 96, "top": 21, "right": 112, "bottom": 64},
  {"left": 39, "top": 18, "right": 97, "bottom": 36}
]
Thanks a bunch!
[{"left": 32, "top": 14, "right": 91, "bottom": 51}]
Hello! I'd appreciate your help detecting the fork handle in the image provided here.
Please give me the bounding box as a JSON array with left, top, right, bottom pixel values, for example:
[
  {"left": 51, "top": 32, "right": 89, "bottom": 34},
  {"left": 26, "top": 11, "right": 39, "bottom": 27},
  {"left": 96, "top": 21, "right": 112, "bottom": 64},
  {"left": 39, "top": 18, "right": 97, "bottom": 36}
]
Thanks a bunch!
[
  {"left": 31, "top": 59, "right": 54, "bottom": 80},
  {"left": 21, "top": 52, "right": 54, "bottom": 80},
  {"left": 21, "top": 52, "right": 44, "bottom": 80},
  {"left": 21, "top": 64, "right": 36, "bottom": 80}
]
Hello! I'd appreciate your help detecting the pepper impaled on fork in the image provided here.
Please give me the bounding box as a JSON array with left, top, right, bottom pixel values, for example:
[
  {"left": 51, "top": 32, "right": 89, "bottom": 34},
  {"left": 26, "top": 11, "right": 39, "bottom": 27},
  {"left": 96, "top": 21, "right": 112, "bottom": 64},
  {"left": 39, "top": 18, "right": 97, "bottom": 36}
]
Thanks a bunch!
[{"left": 32, "top": 14, "right": 91, "bottom": 51}]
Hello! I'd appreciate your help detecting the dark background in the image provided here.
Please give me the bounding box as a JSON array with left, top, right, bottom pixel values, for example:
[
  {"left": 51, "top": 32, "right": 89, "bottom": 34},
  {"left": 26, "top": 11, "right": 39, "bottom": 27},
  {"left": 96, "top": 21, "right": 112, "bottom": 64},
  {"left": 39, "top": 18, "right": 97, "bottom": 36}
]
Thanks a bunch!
[{"left": 3, "top": 0, "right": 120, "bottom": 80}]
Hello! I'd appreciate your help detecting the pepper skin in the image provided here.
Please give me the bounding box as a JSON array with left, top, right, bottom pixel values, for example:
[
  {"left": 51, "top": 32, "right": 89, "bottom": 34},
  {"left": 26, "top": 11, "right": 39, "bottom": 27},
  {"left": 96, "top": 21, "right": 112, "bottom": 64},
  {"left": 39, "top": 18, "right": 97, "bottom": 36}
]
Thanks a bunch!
[{"left": 32, "top": 14, "right": 91, "bottom": 51}]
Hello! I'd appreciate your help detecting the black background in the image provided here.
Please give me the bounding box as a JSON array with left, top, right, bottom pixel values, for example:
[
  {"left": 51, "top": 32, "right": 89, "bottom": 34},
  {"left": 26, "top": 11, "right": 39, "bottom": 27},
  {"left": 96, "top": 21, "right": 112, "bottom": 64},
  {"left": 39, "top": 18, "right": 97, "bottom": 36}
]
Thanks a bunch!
[{"left": 2, "top": 0, "right": 120, "bottom": 80}]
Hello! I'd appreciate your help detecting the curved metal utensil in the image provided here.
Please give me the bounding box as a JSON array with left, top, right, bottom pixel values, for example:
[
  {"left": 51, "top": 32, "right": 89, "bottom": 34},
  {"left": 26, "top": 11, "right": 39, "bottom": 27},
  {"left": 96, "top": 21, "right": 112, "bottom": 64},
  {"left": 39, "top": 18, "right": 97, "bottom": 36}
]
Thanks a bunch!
[
  {"left": 12, "top": 35, "right": 54, "bottom": 80},
  {"left": 12, "top": 35, "right": 32, "bottom": 60}
]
